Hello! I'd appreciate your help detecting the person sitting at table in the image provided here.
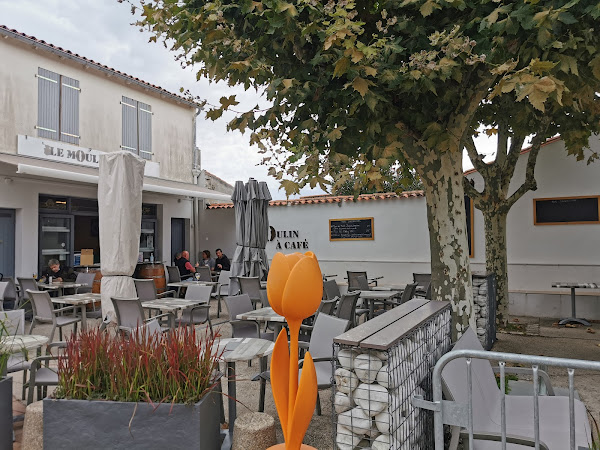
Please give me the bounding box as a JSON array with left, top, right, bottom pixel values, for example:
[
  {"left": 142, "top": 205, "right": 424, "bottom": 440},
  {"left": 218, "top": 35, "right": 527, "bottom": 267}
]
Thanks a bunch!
[
  {"left": 41, "top": 259, "right": 76, "bottom": 283},
  {"left": 200, "top": 250, "right": 216, "bottom": 271},
  {"left": 175, "top": 250, "right": 198, "bottom": 279},
  {"left": 215, "top": 248, "right": 231, "bottom": 271}
]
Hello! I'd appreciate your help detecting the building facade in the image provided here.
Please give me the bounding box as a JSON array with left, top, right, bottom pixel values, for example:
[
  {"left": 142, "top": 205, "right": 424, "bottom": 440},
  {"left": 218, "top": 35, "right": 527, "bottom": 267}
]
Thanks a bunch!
[{"left": 0, "top": 26, "right": 231, "bottom": 278}]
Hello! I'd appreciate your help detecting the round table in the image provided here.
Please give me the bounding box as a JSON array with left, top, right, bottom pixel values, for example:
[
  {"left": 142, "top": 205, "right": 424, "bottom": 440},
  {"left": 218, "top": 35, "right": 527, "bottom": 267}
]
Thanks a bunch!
[{"left": 0, "top": 334, "right": 49, "bottom": 353}]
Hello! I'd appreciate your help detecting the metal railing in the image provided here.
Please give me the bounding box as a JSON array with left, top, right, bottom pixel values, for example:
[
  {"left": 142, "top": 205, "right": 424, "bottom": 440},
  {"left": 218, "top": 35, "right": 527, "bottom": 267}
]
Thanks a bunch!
[{"left": 413, "top": 349, "right": 600, "bottom": 450}]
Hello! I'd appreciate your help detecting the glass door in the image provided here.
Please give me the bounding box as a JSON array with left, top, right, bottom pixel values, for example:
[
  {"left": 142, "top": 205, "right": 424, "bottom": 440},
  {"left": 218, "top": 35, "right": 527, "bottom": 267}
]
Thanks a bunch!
[
  {"left": 140, "top": 219, "right": 156, "bottom": 262},
  {"left": 39, "top": 214, "right": 74, "bottom": 273}
]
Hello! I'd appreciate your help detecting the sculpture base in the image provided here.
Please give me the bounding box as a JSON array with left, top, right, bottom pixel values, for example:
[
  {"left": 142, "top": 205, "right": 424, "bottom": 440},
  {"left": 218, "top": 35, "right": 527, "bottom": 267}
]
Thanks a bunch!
[{"left": 267, "top": 445, "right": 316, "bottom": 449}]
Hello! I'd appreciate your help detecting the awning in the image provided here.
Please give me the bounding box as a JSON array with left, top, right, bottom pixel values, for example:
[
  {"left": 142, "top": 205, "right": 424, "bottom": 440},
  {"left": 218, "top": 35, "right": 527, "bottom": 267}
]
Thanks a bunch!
[{"left": 0, "top": 152, "right": 231, "bottom": 201}]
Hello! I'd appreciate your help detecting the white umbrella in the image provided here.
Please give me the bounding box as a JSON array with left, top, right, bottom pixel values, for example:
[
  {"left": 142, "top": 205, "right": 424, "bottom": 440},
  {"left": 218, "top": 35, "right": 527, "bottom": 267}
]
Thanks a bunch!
[{"left": 98, "top": 151, "right": 145, "bottom": 322}]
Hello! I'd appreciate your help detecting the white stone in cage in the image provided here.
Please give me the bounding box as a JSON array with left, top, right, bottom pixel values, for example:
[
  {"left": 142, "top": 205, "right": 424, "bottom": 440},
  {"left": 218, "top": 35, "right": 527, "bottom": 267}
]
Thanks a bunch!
[
  {"left": 476, "top": 318, "right": 487, "bottom": 328},
  {"left": 338, "top": 406, "right": 373, "bottom": 435},
  {"left": 335, "top": 423, "right": 361, "bottom": 450},
  {"left": 479, "top": 283, "right": 488, "bottom": 294},
  {"left": 354, "top": 353, "right": 383, "bottom": 383},
  {"left": 337, "top": 348, "right": 358, "bottom": 370},
  {"left": 479, "top": 307, "right": 488, "bottom": 318},
  {"left": 473, "top": 303, "right": 480, "bottom": 314},
  {"left": 374, "top": 350, "right": 389, "bottom": 361},
  {"left": 335, "top": 367, "right": 359, "bottom": 394},
  {"left": 477, "top": 327, "right": 485, "bottom": 336},
  {"left": 353, "top": 383, "right": 389, "bottom": 416},
  {"left": 334, "top": 391, "right": 355, "bottom": 414},
  {"left": 372, "top": 432, "right": 402, "bottom": 450},
  {"left": 376, "top": 364, "right": 395, "bottom": 389}
]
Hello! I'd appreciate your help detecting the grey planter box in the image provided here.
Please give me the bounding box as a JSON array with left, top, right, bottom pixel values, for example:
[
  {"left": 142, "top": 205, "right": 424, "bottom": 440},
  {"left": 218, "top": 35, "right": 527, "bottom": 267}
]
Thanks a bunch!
[
  {"left": 43, "top": 386, "right": 221, "bottom": 449},
  {"left": 0, "top": 376, "right": 12, "bottom": 450}
]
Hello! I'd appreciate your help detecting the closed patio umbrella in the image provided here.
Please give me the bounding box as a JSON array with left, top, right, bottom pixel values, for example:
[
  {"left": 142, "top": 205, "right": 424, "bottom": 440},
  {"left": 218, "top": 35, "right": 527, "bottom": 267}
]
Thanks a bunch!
[
  {"left": 230, "top": 178, "right": 271, "bottom": 294},
  {"left": 98, "top": 151, "right": 145, "bottom": 322}
]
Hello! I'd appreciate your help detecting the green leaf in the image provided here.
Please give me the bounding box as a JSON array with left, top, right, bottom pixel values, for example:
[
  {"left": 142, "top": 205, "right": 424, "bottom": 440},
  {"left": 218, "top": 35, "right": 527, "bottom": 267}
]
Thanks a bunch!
[
  {"left": 590, "top": 55, "right": 600, "bottom": 80},
  {"left": 333, "top": 57, "right": 350, "bottom": 78},
  {"left": 530, "top": 59, "right": 557, "bottom": 74},
  {"left": 278, "top": 3, "right": 298, "bottom": 16},
  {"left": 557, "top": 11, "right": 577, "bottom": 24},
  {"left": 420, "top": 0, "right": 441, "bottom": 17}
]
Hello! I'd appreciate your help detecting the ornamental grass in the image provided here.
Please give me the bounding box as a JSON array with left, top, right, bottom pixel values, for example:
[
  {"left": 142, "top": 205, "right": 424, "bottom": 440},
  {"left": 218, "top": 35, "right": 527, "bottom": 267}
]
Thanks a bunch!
[{"left": 55, "top": 326, "right": 222, "bottom": 405}]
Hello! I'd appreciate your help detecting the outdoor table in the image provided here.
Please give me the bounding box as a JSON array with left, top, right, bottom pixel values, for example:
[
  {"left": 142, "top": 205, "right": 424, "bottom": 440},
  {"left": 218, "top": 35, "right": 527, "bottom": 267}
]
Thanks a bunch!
[
  {"left": 236, "top": 307, "right": 286, "bottom": 341},
  {"left": 166, "top": 280, "right": 216, "bottom": 297},
  {"left": 37, "top": 281, "right": 85, "bottom": 297},
  {"left": 551, "top": 282, "right": 600, "bottom": 326},
  {"left": 141, "top": 298, "right": 208, "bottom": 328},
  {"left": 0, "top": 334, "right": 49, "bottom": 353},
  {"left": 359, "top": 290, "right": 398, "bottom": 320},
  {"left": 215, "top": 337, "right": 274, "bottom": 445},
  {"left": 52, "top": 293, "right": 101, "bottom": 331}
]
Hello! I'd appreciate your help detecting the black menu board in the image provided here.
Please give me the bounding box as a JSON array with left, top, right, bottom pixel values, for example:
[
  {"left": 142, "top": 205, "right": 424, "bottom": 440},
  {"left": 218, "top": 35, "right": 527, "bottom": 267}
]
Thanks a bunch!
[
  {"left": 534, "top": 196, "right": 600, "bottom": 225},
  {"left": 330, "top": 217, "right": 374, "bottom": 241}
]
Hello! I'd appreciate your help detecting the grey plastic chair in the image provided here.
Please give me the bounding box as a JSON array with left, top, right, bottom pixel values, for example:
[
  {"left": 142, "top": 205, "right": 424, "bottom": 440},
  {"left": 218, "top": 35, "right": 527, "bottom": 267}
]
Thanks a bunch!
[
  {"left": 299, "top": 297, "right": 339, "bottom": 342},
  {"left": 2, "top": 309, "right": 31, "bottom": 399},
  {"left": 211, "top": 270, "right": 230, "bottom": 318},
  {"left": 74, "top": 272, "right": 96, "bottom": 294},
  {"left": 24, "top": 341, "right": 66, "bottom": 405},
  {"left": 110, "top": 296, "right": 173, "bottom": 336},
  {"left": 0, "top": 282, "right": 6, "bottom": 311},
  {"left": 257, "top": 313, "right": 350, "bottom": 415},
  {"left": 195, "top": 266, "right": 212, "bottom": 282},
  {"left": 17, "top": 277, "right": 38, "bottom": 315},
  {"left": 238, "top": 276, "right": 268, "bottom": 309},
  {"left": 224, "top": 294, "right": 273, "bottom": 340},
  {"left": 166, "top": 266, "right": 182, "bottom": 283},
  {"left": 336, "top": 291, "right": 366, "bottom": 327},
  {"left": 442, "top": 328, "right": 591, "bottom": 449},
  {"left": 1, "top": 277, "right": 19, "bottom": 309},
  {"left": 178, "top": 285, "right": 212, "bottom": 334},
  {"left": 134, "top": 279, "right": 176, "bottom": 302},
  {"left": 323, "top": 279, "right": 341, "bottom": 301},
  {"left": 27, "top": 289, "right": 81, "bottom": 344}
]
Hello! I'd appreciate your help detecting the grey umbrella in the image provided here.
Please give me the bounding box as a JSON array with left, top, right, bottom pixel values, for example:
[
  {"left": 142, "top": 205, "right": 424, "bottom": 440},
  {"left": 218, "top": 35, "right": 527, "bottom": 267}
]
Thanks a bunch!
[{"left": 230, "top": 179, "right": 271, "bottom": 294}]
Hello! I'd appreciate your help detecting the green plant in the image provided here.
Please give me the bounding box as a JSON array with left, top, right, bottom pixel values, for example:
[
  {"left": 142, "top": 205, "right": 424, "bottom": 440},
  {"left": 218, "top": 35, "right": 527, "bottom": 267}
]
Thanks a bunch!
[
  {"left": 494, "top": 373, "right": 518, "bottom": 394},
  {"left": 588, "top": 409, "right": 600, "bottom": 450},
  {"left": 0, "top": 317, "right": 9, "bottom": 376},
  {"left": 55, "top": 326, "right": 223, "bottom": 405}
]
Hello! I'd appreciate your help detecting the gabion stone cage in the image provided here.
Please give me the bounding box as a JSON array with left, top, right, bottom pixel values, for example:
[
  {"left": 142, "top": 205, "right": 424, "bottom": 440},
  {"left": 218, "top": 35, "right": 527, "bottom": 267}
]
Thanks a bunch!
[{"left": 333, "top": 299, "right": 452, "bottom": 449}]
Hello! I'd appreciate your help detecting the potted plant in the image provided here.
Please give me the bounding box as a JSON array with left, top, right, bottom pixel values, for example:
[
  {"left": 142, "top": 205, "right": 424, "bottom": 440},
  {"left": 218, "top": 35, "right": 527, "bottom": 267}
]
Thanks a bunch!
[
  {"left": 0, "top": 316, "right": 14, "bottom": 450},
  {"left": 44, "top": 326, "right": 223, "bottom": 449}
]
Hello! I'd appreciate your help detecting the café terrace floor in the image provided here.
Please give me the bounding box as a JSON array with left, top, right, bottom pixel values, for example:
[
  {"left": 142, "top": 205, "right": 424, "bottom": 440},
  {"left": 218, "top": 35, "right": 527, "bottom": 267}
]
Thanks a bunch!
[{"left": 11, "top": 304, "right": 600, "bottom": 449}]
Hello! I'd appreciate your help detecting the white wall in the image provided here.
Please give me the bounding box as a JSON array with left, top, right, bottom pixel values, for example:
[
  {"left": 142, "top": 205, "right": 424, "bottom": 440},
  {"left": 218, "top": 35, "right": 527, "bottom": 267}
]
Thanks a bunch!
[
  {"left": 0, "top": 37, "right": 196, "bottom": 183},
  {"left": 198, "top": 207, "right": 236, "bottom": 263}
]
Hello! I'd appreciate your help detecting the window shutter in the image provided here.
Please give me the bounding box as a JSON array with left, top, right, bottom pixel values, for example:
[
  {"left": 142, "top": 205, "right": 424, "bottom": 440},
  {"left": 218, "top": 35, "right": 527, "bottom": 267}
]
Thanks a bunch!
[
  {"left": 121, "top": 96, "right": 138, "bottom": 154},
  {"left": 60, "top": 76, "right": 80, "bottom": 145},
  {"left": 37, "top": 68, "right": 59, "bottom": 140},
  {"left": 138, "top": 101, "right": 152, "bottom": 160}
]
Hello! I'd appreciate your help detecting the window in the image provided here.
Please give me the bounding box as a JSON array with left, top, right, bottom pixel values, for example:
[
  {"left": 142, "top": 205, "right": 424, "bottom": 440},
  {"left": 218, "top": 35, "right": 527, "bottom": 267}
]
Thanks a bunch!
[
  {"left": 121, "top": 96, "right": 152, "bottom": 160},
  {"left": 36, "top": 68, "right": 80, "bottom": 145}
]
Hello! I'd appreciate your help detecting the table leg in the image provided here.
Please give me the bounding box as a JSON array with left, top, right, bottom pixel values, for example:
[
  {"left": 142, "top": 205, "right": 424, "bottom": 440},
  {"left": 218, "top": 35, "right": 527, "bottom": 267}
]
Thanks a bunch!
[
  {"left": 369, "top": 299, "right": 374, "bottom": 320},
  {"left": 259, "top": 356, "right": 267, "bottom": 412},
  {"left": 558, "top": 288, "right": 591, "bottom": 327},
  {"left": 227, "top": 361, "right": 236, "bottom": 437},
  {"left": 80, "top": 305, "right": 87, "bottom": 331}
]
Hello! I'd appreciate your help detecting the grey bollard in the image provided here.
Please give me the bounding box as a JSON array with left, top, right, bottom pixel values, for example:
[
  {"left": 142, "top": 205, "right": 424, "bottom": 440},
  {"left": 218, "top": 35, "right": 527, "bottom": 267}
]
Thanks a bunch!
[
  {"left": 232, "top": 412, "right": 277, "bottom": 450},
  {"left": 22, "top": 400, "right": 44, "bottom": 450}
]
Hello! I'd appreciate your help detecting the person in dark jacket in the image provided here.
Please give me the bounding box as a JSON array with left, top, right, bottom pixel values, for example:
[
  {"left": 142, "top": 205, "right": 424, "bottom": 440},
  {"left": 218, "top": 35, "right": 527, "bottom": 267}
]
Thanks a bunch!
[
  {"left": 42, "top": 259, "right": 76, "bottom": 282},
  {"left": 215, "top": 248, "right": 231, "bottom": 271},
  {"left": 175, "top": 251, "right": 198, "bottom": 278}
]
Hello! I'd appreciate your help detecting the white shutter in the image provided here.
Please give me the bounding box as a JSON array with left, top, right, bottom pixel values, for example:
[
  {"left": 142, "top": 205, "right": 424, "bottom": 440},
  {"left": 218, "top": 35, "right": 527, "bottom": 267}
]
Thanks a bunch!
[
  {"left": 121, "top": 96, "right": 138, "bottom": 154},
  {"left": 37, "top": 68, "right": 59, "bottom": 140},
  {"left": 138, "top": 101, "right": 152, "bottom": 160},
  {"left": 60, "top": 75, "right": 80, "bottom": 145}
]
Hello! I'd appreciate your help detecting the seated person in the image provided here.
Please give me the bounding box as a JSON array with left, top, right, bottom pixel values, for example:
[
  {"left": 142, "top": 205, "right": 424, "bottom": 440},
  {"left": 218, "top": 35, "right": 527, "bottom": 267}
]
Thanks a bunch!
[
  {"left": 200, "top": 250, "right": 216, "bottom": 271},
  {"left": 175, "top": 250, "right": 199, "bottom": 279},
  {"left": 41, "top": 259, "right": 76, "bottom": 282},
  {"left": 215, "top": 248, "right": 231, "bottom": 271}
]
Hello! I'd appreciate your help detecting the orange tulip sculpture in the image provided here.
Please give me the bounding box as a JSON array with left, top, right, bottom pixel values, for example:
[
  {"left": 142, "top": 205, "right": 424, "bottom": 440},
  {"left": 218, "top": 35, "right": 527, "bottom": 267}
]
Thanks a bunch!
[{"left": 267, "top": 252, "right": 323, "bottom": 450}]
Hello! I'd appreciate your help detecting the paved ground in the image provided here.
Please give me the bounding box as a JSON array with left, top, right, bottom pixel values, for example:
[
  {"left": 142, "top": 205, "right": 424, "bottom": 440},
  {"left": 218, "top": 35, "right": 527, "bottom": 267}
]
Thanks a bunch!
[{"left": 10, "top": 307, "right": 600, "bottom": 449}]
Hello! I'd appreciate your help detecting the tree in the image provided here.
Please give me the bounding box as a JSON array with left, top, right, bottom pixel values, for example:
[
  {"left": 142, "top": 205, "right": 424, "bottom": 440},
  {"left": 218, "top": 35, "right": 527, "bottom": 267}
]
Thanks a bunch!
[
  {"left": 134, "top": 0, "right": 600, "bottom": 339},
  {"left": 332, "top": 164, "right": 423, "bottom": 195}
]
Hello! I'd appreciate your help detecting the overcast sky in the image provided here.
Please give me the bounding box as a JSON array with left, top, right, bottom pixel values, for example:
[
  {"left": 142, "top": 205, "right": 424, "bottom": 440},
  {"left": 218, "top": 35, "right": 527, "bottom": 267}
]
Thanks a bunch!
[{"left": 0, "top": 0, "right": 495, "bottom": 199}]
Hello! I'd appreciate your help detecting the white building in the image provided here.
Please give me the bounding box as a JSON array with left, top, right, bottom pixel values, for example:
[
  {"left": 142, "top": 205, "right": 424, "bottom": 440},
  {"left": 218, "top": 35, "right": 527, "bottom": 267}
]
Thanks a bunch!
[
  {"left": 205, "top": 137, "right": 600, "bottom": 319},
  {"left": 0, "top": 25, "right": 231, "bottom": 279}
]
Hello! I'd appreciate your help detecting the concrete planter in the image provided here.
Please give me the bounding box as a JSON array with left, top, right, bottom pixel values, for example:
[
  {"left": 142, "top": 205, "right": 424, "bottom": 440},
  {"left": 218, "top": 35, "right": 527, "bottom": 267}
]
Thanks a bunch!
[
  {"left": 0, "top": 376, "right": 12, "bottom": 450},
  {"left": 43, "top": 384, "right": 222, "bottom": 449}
]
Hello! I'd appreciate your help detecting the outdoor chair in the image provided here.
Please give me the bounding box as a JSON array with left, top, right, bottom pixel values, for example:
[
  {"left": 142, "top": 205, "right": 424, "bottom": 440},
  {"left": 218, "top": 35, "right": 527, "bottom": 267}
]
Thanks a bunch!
[
  {"left": 2, "top": 309, "right": 32, "bottom": 399},
  {"left": 441, "top": 327, "right": 591, "bottom": 449},
  {"left": 166, "top": 265, "right": 182, "bottom": 284},
  {"left": 110, "top": 296, "right": 173, "bottom": 337},
  {"left": 375, "top": 283, "right": 419, "bottom": 315},
  {"left": 238, "top": 276, "right": 268, "bottom": 309},
  {"left": 347, "top": 271, "right": 383, "bottom": 290},
  {"left": 177, "top": 284, "right": 212, "bottom": 334},
  {"left": 74, "top": 272, "right": 95, "bottom": 294},
  {"left": 195, "top": 266, "right": 212, "bottom": 282},
  {"left": 0, "top": 282, "right": 6, "bottom": 310},
  {"left": 1, "top": 277, "right": 19, "bottom": 310},
  {"left": 413, "top": 272, "right": 431, "bottom": 298},
  {"left": 24, "top": 341, "right": 66, "bottom": 405},
  {"left": 134, "top": 278, "right": 176, "bottom": 302},
  {"left": 211, "top": 270, "right": 230, "bottom": 318},
  {"left": 224, "top": 294, "right": 273, "bottom": 340},
  {"left": 27, "top": 290, "right": 81, "bottom": 344},
  {"left": 336, "top": 291, "right": 366, "bottom": 328},
  {"left": 256, "top": 313, "right": 350, "bottom": 415},
  {"left": 323, "top": 279, "right": 341, "bottom": 301},
  {"left": 299, "top": 297, "right": 338, "bottom": 343},
  {"left": 17, "top": 277, "right": 38, "bottom": 316}
]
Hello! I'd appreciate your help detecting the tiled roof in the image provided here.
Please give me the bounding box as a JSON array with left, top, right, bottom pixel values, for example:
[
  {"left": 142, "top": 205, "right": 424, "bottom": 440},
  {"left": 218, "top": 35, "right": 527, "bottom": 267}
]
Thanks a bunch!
[
  {"left": 0, "top": 25, "right": 198, "bottom": 108},
  {"left": 206, "top": 190, "right": 425, "bottom": 209}
]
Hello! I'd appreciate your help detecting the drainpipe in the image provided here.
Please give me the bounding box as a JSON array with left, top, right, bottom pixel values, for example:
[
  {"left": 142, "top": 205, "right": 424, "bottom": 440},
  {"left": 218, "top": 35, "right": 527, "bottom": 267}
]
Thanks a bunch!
[{"left": 192, "top": 108, "right": 202, "bottom": 262}]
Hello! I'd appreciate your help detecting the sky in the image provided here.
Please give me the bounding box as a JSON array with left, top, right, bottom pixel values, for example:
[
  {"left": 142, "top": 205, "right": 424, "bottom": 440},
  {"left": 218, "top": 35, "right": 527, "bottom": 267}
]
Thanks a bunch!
[{"left": 0, "top": 0, "right": 496, "bottom": 199}]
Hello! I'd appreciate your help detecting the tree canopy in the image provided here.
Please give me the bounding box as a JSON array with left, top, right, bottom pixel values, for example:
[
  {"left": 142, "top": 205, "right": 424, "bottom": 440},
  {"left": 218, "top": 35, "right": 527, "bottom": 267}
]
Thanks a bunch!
[{"left": 134, "top": 0, "right": 600, "bottom": 337}]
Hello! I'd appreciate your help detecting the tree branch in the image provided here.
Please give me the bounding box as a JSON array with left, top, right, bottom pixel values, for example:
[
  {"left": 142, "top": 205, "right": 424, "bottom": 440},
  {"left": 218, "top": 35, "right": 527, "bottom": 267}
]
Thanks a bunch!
[
  {"left": 463, "top": 178, "right": 485, "bottom": 210},
  {"left": 464, "top": 135, "right": 488, "bottom": 175},
  {"left": 495, "top": 120, "right": 509, "bottom": 167}
]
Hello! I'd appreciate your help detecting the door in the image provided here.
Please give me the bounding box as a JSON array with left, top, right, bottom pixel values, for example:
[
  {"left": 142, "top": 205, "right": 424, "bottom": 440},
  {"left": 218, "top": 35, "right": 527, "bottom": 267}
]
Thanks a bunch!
[
  {"left": 39, "top": 214, "right": 74, "bottom": 274},
  {"left": 0, "top": 209, "right": 15, "bottom": 278},
  {"left": 171, "top": 218, "right": 185, "bottom": 265}
]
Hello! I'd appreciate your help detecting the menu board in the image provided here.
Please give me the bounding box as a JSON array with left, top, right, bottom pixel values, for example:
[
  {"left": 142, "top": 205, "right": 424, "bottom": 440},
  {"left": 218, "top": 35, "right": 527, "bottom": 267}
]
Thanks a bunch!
[
  {"left": 534, "top": 196, "right": 600, "bottom": 225},
  {"left": 330, "top": 217, "right": 374, "bottom": 241}
]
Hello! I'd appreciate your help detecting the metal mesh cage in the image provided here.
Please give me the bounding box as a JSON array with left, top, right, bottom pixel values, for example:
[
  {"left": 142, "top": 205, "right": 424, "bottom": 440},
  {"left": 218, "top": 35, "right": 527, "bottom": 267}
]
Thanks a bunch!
[{"left": 333, "top": 303, "right": 451, "bottom": 449}]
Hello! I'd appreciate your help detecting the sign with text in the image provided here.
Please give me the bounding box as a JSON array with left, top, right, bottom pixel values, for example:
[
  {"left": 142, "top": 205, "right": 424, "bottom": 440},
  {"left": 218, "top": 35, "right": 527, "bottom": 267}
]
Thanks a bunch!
[
  {"left": 329, "top": 217, "right": 374, "bottom": 241},
  {"left": 534, "top": 196, "right": 600, "bottom": 225},
  {"left": 17, "top": 135, "right": 160, "bottom": 177}
]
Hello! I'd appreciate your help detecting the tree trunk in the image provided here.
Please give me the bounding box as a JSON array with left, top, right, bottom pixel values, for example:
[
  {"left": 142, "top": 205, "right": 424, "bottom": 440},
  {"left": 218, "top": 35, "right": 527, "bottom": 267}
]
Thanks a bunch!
[
  {"left": 483, "top": 208, "right": 509, "bottom": 326},
  {"left": 421, "top": 151, "right": 475, "bottom": 340}
]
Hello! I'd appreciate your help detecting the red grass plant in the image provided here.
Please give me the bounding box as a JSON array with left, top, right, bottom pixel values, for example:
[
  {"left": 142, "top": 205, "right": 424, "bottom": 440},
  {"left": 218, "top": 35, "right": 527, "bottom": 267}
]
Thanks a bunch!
[{"left": 55, "top": 326, "right": 222, "bottom": 405}]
